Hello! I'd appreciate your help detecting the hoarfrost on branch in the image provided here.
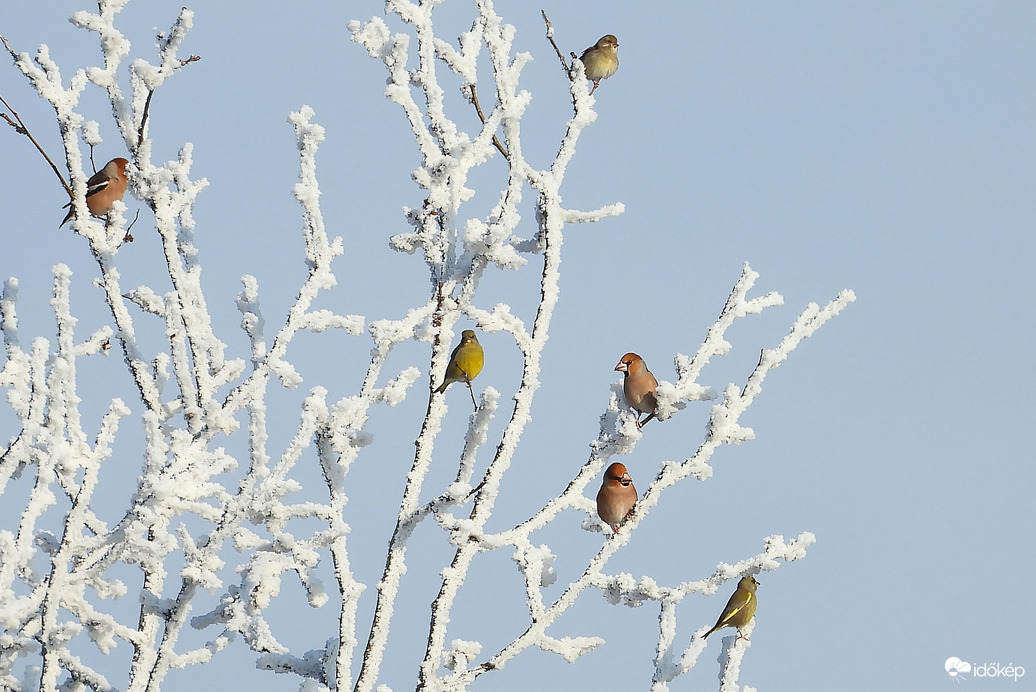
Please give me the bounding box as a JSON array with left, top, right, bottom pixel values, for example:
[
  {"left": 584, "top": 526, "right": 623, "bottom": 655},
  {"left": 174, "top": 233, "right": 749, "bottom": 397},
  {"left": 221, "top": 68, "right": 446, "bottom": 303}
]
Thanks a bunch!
[{"left": 0, "top": 1, "right": 854, "bottom": 691}]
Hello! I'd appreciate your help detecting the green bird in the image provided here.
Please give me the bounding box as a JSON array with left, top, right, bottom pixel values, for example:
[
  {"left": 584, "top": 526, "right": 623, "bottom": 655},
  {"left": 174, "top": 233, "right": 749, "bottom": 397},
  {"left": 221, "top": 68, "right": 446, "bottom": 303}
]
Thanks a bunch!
[
  {"left": 579, "top": 34, "right": 619, "bottom": 95},
  {"left": 435, "top": 330, "right": 484, "bottom": 406},
  {"left": 703, "top": 576, "right": 759, "bottom": 641}
]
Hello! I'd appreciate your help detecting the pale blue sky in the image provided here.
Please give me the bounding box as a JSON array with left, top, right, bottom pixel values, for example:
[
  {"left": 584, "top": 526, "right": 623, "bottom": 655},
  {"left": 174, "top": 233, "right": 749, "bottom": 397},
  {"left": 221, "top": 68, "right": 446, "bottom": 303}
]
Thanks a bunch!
[{"left": 2, "top": 2, "right": 1035, "bottom": 690}]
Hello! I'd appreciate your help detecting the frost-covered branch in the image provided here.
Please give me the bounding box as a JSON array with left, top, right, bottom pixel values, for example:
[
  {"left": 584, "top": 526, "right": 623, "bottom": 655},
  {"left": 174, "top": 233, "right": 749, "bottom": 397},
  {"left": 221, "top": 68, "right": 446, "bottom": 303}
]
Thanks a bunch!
[
  {"left": 1, "top": 2, "right": 853, "bottom": 691},
  {"left": 441, "top": 266, "right": 848, "bottom": 687},
  {"left": 348, "top": 0, "right": 629, "bottom": 687}
]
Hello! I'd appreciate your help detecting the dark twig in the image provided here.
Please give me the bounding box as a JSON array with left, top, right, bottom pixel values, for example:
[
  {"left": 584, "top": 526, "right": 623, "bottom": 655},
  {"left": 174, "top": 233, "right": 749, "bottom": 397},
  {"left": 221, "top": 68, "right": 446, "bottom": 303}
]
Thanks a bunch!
[
  {"left": 468, "top": 85, "right": 508, "bottom": 159},
  {"left": 136, "top": 54, "right": 200, "bottom": 149},
  {"left": 124, "top": 209, "right": 140, "bottom": 242},
  {"left": 136, "top": 89, "right": 156, "bottom": 151},
  {"left": 0, "top": 92, "right": 72, "bottom": 198},
  {"left": 540, "top": 11, "right": 569, "bottom": 71}
]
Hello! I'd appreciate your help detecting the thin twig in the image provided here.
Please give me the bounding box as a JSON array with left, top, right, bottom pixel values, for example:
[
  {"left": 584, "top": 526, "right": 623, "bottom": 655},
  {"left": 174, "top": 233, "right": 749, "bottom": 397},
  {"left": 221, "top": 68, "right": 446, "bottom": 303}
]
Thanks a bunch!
[
  {"left": 124, "top": 209, "right": 140, "bottom": 243},
  {"left": 468, "top": 85, "right": 508, "bottom": 159},
  {"left": 0, "top": 93, "right": 72, "bottom": 198},
  {"left": 540, "top": 11, "right": 569, "bottom": 71},
  {"left": 136, "top": 55, "right": 200, "bottom": 149},
  {"left": 136, "top": 89, "right": 155, "bottom": 151}
]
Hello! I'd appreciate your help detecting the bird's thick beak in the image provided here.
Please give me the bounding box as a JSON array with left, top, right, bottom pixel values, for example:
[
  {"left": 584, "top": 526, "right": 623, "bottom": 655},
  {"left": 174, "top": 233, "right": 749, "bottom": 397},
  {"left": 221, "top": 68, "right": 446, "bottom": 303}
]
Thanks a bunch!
[{"left": 614, "top": 362, "right": 626, "bottom": 372}]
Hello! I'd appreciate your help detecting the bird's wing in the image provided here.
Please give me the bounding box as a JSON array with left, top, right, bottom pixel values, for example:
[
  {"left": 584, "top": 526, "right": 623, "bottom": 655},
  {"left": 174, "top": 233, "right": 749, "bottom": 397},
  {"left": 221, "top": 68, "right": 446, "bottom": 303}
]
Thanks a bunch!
[{"left": 719, "top": 591, "right": 753, "bottom": 623}]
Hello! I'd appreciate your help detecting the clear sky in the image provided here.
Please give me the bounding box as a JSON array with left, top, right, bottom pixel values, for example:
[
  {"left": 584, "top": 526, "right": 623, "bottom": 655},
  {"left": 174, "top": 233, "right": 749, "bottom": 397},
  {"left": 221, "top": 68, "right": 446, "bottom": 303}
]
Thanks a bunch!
[{"left": 2, "top": 1, "right": 1035, "bottom": 690}]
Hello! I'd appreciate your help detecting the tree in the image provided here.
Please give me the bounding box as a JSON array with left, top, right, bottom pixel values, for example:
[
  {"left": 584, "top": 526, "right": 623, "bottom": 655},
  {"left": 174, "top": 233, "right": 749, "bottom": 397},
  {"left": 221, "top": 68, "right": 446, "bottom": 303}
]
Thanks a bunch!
[{"left": 0, "top": 1, "right": 854, "bottom": 690}]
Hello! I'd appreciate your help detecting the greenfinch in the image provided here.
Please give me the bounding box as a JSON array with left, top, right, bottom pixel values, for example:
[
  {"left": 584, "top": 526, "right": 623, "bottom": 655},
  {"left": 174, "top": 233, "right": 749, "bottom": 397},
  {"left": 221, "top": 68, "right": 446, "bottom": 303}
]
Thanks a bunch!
[
  {"left": 435, "top": 330, "right": 484, "bottom": 403},
  {"left": 615, "top": 353, "right": 658, "bottom": 428},
  {"left": 596, "top": 462, "right": 637, "bottom": 534},
  {"left": 579, "top": 35, "right": 619, "bottom": 95},
  {"left": 60, "top": 157, "right": 129, "bottom": 227},
  {"left": 703, "top": 576, "right": 760, "bottom": 640}
]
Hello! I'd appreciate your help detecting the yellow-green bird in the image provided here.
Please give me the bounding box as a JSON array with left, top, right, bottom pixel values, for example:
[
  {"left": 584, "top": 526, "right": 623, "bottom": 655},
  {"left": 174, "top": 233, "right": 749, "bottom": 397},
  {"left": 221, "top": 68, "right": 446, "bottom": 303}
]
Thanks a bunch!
[
  {"left": 703, "top": 576, "right": 759, "bottom": 640},
  {"left": 579, "top": 34, "right": 619, "bottom": 95},
  {"left": 435, "top": 330, "right": 484, "bottom": 400}
]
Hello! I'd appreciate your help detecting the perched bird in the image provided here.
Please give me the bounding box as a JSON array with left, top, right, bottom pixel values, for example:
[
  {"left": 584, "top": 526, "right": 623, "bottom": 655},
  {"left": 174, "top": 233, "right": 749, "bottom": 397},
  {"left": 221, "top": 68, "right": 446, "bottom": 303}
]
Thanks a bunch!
[
  {"left": 579, "top": 34, "right": 619, "bottom": 95},
  {"left": 703, "top": 576, "right": 760, "bottom": 640},
  {"left": 435, "top": 329, "right": 484, "bottom": 405},
  {"left": 59, "top": 157, "right": 130, "bottom": 227},
  {"left": 615, "top": 353, "right": 658, "bottom": 428},
  {"left": 596, "top": 462, "right": 638, "bottom": 533}
]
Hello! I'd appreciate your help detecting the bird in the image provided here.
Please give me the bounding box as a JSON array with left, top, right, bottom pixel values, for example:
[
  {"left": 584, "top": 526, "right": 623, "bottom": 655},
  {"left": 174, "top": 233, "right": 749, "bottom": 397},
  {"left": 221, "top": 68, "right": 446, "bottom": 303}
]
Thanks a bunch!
[
  {"left": 703, "top": 576, "right": 760, "bottom": 640},
  {"left": 59, "top": 157, "right": 130, "bottom": 227},
  {"left": 579, "top": 34, "right": 619, "bottom": 95},
  {"left": 614, "top": 353, "right": 658, "bottom": 428},
  {"left": 435, "top": 329, "right": 484, "bottom": 406},
  {"left": 596, "top": 462, "right": 638, "bottom": 533}
]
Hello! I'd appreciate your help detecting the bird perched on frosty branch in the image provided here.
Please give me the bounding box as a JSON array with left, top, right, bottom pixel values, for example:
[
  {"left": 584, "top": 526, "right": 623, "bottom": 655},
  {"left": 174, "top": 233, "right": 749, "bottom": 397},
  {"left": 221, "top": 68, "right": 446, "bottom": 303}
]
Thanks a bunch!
[
  {"left": 579, "top": 34, "right": 619, "bottom": 95},
  {"left": 615, "top": 352, "right": 658, "bottom": 428},
  {"left": 436, "top": 329, "right": 484, "bottom": 407},
  {"left": 703, "top": 576, "right": 760, "bottom": 641},
  {"left": 59, "top": 157, "right": 129, "bottom": 227},
  {"left": 596, "top": 462, "right": 638, "bottom": 534}
]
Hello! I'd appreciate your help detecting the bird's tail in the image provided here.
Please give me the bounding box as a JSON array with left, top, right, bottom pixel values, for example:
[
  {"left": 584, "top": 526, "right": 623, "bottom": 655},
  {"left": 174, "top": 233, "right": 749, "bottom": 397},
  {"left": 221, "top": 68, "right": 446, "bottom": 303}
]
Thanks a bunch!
[{"left": 59, "top": 201, "right": 73, "bottom": 228}]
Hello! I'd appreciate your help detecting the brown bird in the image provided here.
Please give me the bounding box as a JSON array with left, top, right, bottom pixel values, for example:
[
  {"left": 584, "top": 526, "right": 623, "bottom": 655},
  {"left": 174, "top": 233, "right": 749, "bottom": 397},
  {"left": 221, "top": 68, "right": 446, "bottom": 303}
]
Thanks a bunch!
[
  {"left": 615, "top": 353, "right": 658, "bottom": 428},
  {"left": 703, "top": 576, "right": 760, "bottom": 640},
  {"left": 60, "top": 157, "right": 129, "bottom": 227},
  {"left": 579, "top": 34, "right": 619, "bottom": 95},
  {"left": 596, "top": 462, "right": 637, "bottom": 533}
]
